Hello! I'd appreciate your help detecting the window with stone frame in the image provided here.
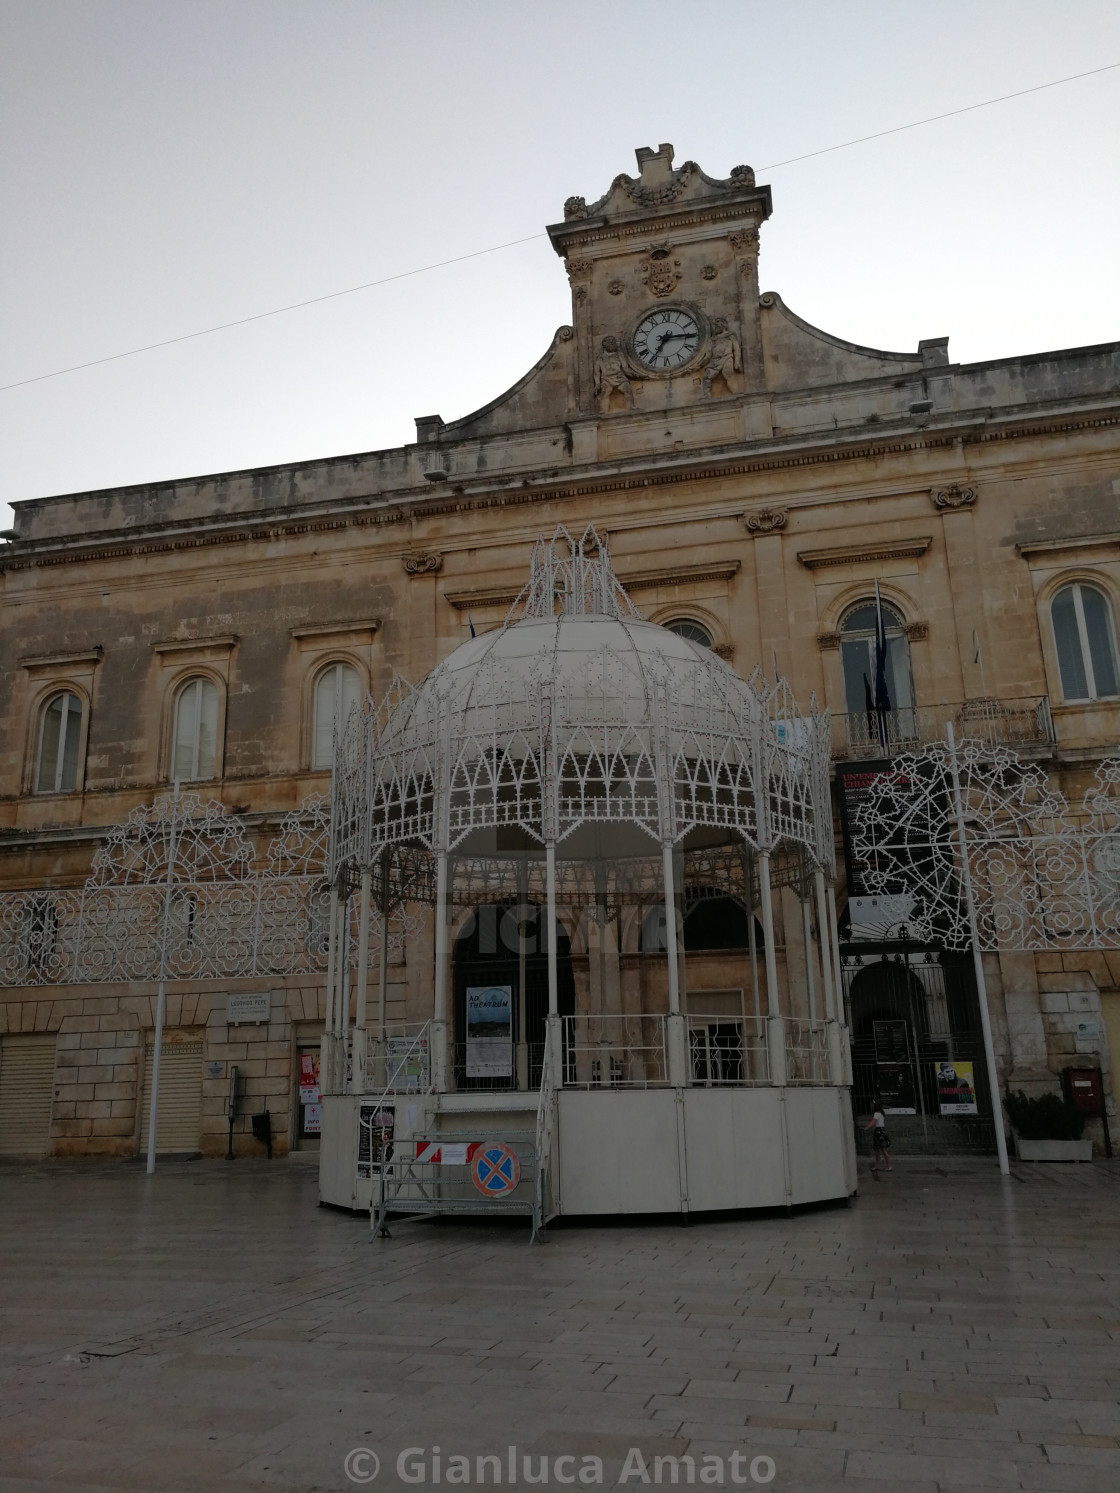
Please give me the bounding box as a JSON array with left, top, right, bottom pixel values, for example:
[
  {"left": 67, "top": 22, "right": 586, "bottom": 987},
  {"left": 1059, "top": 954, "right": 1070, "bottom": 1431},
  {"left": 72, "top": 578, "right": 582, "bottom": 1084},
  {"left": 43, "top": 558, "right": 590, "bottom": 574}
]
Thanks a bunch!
[
  {"left": 664, "top": 618, "right": 713, "bottom": 648},
  {"left": 172, "top": 676, "right": 220, "bottom": 782},
  {"left": 1051, "top": 581, "right": 1120, "bottom": 702},
  {"left": 35, "top": 690, "right": 83, "bottom": 794},
  {"left": 312, "top": 661, "right": 361, "bottom": 770}
]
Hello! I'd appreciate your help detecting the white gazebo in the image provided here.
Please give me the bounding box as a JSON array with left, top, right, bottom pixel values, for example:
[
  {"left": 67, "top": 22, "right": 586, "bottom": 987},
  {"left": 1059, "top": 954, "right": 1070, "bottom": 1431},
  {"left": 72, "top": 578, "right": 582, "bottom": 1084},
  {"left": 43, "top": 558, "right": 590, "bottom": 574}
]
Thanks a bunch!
[{"left": 318, "top": 528, "right": 856, "bottom": 1219}]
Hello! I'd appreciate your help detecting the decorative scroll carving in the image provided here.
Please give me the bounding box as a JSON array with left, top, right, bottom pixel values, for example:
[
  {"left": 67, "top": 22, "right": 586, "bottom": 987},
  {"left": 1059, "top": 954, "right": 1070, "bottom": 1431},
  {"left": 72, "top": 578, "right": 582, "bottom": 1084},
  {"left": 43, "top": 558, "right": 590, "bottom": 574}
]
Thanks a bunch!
[
  {"left": 594, "top": 336, "right": 635, "bottom": 410},
  {"left": 817, "top": 632, "right": 841, "bottom": 651},
  {"left": 904, "top": 621, "right": 929, "bottom": 642},
  {"left": 702, "top": 317, "right": 742, "bottom": 397},
  {"left": 745, "top": 507, "right": 788, "bottom": 535},
  {"left": 402, "top": 552, "right": 443, "bottom": 576},
  {"left": 932, "top": 484, "right": 977, "bottom": 511},
  {"left": 564, "top": 196, "right": 588, "bottom": 220},
  {"left": 640, "top": 245, "right": 682, "bottom": 298},
  {"left": 616, "top": 161, "right": 697, "bottom": 209},
  {"left": 566, "top": 257, "right": 593, "bottom": 282}
]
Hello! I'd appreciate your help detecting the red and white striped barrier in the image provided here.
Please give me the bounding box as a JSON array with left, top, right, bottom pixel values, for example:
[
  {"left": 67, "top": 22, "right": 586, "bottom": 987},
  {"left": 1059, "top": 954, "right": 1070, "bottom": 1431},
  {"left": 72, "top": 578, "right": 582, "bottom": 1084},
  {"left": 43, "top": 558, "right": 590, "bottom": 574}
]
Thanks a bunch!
[{"left": 412, "top": 1141, "right": 482, "bottom": 1165}]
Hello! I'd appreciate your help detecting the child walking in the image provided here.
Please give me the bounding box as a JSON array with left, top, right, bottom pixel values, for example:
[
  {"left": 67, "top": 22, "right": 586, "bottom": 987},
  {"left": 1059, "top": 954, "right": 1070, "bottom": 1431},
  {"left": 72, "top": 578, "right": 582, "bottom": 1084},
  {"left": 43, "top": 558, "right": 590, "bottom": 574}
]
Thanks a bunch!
[{"left": 864, "top": 1102, "right": 892, "bottom": 1176}]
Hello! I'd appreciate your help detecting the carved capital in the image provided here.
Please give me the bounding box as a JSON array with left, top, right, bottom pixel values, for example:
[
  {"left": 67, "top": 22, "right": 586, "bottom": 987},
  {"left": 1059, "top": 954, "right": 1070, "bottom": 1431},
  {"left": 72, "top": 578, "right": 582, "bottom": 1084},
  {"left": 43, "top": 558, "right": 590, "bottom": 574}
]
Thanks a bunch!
[
  {"left": 817, "top": 632, "right": 841, "bottom": 652},
  {"left": 566, "top": 256, "right": 594, "bottom": 282},
  {"left": 932, "top": 483, "right": 977, "bottom": 511},
  {"left": 745, "top": 506, "right": 787, "bottom": 535},
  {"left": 903, "top": 621, "right": 929, "bottom": 642},
  {"left": 402, "top": 551, "right": 443, "bottom": 576},
  {"left": 729, "top": 227, "right": 758, "bottom": 252}
]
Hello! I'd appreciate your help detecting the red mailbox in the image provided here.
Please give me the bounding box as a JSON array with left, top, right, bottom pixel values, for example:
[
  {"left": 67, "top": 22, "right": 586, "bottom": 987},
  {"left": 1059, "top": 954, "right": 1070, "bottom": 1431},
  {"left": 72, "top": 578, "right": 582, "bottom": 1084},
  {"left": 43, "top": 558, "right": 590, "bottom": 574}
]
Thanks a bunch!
[{"left": 1062, "top": 1066, "right": 1104, "bottom": 1116}]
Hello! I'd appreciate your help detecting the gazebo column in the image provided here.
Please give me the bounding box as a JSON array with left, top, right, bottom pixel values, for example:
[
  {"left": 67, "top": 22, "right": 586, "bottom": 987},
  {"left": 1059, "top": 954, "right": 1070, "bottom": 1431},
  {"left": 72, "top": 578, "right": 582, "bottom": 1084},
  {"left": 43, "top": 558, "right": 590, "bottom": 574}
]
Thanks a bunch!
[
  {"left": 815, "top": 869, "right": 844, "bottom": 1085},
  {"left": 544, "top": 842, "right": 562, "bottom": 1086},
  {"left": 662, "top": 843, "right": 688, "bottom": 1088},
  {"left": 432, "top": 848, "right": 450, "bottom": 1092},
  {"left": 352, "top": 867, "right": 371, "bottom": 1095},
  {"left": 826, "top": 881, "right": 853, "bottom": 1086},
  {"left": 321, "top": 881, "right": 339, "bottom": 1095},
  {"left": 758, "top": 852, "right": 787, "bottom": 1086}
]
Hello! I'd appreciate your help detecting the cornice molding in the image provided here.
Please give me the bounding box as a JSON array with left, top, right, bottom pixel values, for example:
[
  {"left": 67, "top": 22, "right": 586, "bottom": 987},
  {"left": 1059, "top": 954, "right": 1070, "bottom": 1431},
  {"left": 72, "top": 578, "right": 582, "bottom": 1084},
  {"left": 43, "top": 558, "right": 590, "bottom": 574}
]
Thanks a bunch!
[
  {"left": 1016, "top": 532, "right": 1120, "bottom": 558},
  {"left": 1, "top": 408, "right": 1116, "bottom": 575},
  {"left": 797, "top": 537, "right": 932, "bottom": 570},
  {"left": 152, "top": 634, "right": 238, "bottom": 658},
  {"left": 290, "top": 619, "right": 381, "bottom": 646},
  {"left": 444, "top": 559, "right": 741, "bottom": 611},
  {"left": 20, "top": 647, "right": 103, "bottom": 673}
]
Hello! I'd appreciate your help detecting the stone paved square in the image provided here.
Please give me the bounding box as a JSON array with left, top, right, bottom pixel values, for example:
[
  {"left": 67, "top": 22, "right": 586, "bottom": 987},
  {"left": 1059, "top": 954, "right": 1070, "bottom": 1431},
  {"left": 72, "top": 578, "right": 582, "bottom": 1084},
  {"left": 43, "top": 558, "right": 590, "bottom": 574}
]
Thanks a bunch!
[{"left": 2, "top": 1157, "right": 1120, "bottom": 1492}]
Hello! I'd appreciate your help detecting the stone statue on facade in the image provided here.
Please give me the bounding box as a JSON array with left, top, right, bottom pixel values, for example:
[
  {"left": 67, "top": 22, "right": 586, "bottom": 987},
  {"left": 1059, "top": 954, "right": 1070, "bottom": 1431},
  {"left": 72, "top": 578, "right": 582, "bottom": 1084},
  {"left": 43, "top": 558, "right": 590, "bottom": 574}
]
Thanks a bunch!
[
  {"left": 702, "top": 317, "right": 742, "bottom": 397},
  {"left": 595, "top": 336, "right": 635, "bottom": 410}
]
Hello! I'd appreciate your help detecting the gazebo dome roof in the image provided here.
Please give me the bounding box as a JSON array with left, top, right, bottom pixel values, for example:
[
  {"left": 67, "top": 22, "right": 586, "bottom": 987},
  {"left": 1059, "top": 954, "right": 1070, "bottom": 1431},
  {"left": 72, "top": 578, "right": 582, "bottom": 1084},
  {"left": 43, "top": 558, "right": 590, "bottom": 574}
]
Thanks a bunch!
[{"left": 334, "top": 528, "right": 830, "bottom": 871}]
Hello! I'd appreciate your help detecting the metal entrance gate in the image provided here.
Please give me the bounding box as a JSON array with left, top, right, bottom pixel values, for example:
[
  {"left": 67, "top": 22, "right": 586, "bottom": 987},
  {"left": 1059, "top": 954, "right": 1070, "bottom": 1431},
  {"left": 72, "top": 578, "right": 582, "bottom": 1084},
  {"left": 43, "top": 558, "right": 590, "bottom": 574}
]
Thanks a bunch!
[{"left": 841, "top": 945, "right": 997, "bottom": 1155}]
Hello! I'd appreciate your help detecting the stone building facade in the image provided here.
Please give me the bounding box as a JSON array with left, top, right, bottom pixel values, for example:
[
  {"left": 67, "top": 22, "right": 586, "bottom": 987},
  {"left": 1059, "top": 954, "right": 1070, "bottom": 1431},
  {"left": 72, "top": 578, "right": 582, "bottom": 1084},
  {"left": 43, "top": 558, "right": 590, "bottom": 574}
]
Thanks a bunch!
[{"left": 1, "top": 144, "right": 1118, "bottom": 1160}]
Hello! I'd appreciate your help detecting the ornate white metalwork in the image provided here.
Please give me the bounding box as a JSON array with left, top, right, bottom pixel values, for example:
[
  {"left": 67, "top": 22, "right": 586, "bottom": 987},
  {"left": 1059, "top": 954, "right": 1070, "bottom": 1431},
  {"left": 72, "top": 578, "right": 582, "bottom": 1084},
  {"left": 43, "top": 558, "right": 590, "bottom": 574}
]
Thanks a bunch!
[
  {"left": 331, "top": 526, "right": 834, "bottom": 889},
  {"left": 849, "top": 740, "right": 1120, "bottom": 950},
  {"left": 0, "top": 790, "right": 412, "bottom": 986}
]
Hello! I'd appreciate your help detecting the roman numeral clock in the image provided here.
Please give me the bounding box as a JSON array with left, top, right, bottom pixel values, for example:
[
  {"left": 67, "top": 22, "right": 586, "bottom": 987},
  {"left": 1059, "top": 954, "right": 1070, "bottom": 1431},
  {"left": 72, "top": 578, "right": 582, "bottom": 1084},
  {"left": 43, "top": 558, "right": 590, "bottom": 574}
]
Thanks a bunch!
[{"left": 632, "top": 307, "right": 703, "bottom": 371}]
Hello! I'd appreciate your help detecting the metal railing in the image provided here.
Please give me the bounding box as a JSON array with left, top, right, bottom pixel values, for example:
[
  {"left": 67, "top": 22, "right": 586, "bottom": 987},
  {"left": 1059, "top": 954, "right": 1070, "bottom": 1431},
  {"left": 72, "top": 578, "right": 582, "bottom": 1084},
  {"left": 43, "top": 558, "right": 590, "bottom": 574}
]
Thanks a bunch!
[
  {"left": 833, "top": 697, "right": 1054, "bottom": 760},
  {"left": 688, "top": 1015, "right": 769, "bottom": 1085},
  {"left": 560, "top": 1012, "right": 669, "bottom": 1088},
  {"left": 785, "top": 1019, "right": 833, "bottom": 1085},
  {"left": 373, "top": 1130, "right": 543, "bottom": 1242}
]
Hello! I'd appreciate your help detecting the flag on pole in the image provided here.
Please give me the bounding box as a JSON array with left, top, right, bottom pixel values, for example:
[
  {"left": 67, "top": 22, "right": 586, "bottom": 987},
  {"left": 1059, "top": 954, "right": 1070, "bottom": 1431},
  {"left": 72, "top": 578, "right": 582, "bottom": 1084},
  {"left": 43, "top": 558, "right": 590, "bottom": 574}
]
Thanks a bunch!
[
  {"left": 468, "top": 615, "right": 476, "bottom": 638},
  {"left": 873, "top": 580, "right": 891, "bottom": 749}
]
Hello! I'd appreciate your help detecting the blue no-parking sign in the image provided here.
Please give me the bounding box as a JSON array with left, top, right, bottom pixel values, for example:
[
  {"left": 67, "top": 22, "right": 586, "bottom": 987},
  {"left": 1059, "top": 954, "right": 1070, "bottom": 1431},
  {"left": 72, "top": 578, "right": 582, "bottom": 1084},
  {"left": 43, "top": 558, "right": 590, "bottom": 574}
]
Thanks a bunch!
[{"left": 471, "top": 1141, "right": 521, "bottom": 1197}]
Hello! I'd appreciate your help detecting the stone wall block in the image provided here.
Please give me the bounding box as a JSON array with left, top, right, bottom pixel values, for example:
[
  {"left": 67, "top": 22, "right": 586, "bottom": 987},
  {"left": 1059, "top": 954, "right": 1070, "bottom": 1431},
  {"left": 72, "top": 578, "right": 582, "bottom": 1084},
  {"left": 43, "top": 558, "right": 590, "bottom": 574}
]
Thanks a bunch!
[
  {"left": 1068, "top": 992, "right": 1098, "bottom": 1013},
  {"left": 109, "top": 1099, "right": 134, "bottom": 1118},
  {"left": 61, "top": 1014, "right": 99, "bottom": 1034},
  {"left": 97, "top": 1011, "right": 135, "bottom": 1032},
  {"left": 21, "top": 1005, "right": 40, "bottom": 1031},
  {"left": 77, "top": 1064, "right": 115, "bottom": 1084},
  {"left": 52, "top": 1101, "right": 76, "bottom": 1119},
  {"left": 94, "top": 1081, "right": 134, "bottom": 1101},
  {"left": 90, "top": 1117, "right": 134, "bottom": 1137},
  {"left": 1038, "top": 971, "right": 1097, "bottom": 993},
  {"left": 58, "top": 1082, "right": 95, "bottom": 1102},
  {"left": 1040, "top": 993, "right": 1070, "bottom": 1013},
  {"left": 81, "top": 998, "right": 113, "bottom": 1016},
  {"left": 55, "top": 1032, "right": 82, "bottom": 1050},
  {"left": 53, "top": 1118, "right": 93, "bottom": 1138},
  {"left": 265, "top": 1058, "right": 290, "bottom": 1077}
]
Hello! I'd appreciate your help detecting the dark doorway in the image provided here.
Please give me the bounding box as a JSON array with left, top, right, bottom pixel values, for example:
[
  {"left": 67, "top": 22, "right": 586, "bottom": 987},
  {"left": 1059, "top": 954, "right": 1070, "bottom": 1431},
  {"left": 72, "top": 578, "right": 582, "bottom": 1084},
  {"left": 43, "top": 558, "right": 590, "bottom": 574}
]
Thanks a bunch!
[
  {"left": 453, "top": 904, "right": 575, "bottom": 1090},
  {"left": 844, "top": 946, "right": 996, "bottom": 1155}
]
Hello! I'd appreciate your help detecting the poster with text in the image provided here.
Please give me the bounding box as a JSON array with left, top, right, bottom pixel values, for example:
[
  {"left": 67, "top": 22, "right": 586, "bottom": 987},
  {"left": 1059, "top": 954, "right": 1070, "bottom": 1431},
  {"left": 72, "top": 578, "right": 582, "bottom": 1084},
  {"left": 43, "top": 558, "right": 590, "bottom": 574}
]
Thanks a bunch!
[
  {"left": 937, "top": 1061, "right": 978, "bottom": 1115},
  {"left": 386, "top": 1034, "right": 430, "bottom": 1092},
  {"left": 466, "top": 985, "right": 513, "bottom": 1078},
  {"left": 299, "top": 1051, "right": 320, "bottom": 1104},
  {"left": 303, "top": 1103, "right": 322, "bottom": 1135}
]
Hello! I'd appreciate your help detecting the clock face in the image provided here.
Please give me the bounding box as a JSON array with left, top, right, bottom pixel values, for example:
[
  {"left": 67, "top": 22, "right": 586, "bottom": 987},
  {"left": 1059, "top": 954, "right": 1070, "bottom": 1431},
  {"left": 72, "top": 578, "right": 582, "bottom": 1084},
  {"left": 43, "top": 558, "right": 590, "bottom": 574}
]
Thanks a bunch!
[{"left": 632, "top": 308, "right": 702, "bottom": 371}]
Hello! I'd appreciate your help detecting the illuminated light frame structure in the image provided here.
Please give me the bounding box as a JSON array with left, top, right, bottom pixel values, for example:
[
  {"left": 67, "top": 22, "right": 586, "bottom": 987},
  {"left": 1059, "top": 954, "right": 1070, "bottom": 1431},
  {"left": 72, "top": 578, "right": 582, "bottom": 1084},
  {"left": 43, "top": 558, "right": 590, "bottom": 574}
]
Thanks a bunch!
[{"left": 319, "top": 528, "right": 857, "bottom": 1219}]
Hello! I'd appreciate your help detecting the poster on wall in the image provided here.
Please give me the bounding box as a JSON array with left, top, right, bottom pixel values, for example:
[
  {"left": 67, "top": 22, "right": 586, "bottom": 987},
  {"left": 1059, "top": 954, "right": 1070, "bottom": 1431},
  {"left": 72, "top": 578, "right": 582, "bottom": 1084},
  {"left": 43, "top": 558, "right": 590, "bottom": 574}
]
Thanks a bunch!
[
  {"left": 386, "top": 1034, "right": 430, "bottom": 1092},
  {"left": 356, "top": 1102, "right": 395, "bottom": 1180},
  {"left": 299, "top": 1052, "right": 320, "bottom": 1104},
  {"left": 465, "top": 985, "right": 513, "bottom": 1078},
  {"left": 876, "top": 1062, "right": 917, "bottom": 1115},
  {"left": 303, "top": 1103, "right": 322, "bottom": 1134},
  {"left": 937, "top": 1061, "right": 978, "bottom": 1115}
]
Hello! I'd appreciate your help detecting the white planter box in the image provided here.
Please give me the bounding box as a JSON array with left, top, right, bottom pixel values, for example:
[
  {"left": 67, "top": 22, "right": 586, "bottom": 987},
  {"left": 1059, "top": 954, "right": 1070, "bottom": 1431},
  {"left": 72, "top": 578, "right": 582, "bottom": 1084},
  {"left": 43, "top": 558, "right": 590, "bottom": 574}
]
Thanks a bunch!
[{"left": 1013, "top": 1136, "right": 1093, "bottom": 1162}]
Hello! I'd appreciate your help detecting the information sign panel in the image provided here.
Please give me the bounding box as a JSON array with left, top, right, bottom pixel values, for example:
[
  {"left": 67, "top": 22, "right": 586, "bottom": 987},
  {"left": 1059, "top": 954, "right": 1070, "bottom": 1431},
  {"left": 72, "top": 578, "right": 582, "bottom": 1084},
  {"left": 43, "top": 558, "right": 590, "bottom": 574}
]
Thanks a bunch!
[{"left": 465, "top": 986, "right": 513, "bottom": 1078}]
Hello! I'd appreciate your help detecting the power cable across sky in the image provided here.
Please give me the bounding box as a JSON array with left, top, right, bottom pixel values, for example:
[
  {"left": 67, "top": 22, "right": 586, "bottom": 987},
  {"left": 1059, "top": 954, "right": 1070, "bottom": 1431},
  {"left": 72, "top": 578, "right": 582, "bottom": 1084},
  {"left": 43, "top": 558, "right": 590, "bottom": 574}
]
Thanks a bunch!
[{"left": 2, "top": 59, "right": 1117, "bottom": 396}]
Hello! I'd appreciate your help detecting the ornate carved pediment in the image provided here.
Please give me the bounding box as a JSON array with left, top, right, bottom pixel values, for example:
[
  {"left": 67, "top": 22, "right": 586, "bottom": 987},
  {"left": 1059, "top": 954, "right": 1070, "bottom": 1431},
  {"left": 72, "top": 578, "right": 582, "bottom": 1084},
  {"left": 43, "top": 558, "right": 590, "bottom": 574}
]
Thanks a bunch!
[
  {"left": 745, "top": 507, "right": 787, "bottom": 535},
  {"left": 402, "top": 552, "right": 443, "bottom": 576},
  {"left": 932, "top": 484, "right": 977, "bottom": 511}
]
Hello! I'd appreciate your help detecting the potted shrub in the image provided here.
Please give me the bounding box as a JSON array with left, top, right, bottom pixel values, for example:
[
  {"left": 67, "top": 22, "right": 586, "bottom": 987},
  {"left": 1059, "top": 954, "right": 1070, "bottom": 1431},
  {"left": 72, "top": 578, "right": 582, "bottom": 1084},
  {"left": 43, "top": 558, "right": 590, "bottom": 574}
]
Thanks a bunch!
[{"left": 1005, "top": 1089, "right": 1092, "bottom": 1162}]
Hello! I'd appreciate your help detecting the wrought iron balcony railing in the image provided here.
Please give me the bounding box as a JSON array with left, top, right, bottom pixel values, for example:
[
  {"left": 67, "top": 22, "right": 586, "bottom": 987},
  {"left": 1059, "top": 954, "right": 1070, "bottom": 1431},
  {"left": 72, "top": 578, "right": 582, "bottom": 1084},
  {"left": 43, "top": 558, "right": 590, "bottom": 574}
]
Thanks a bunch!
[{"left": 832, "top": 696, "right": 1054, "bottom": 761}]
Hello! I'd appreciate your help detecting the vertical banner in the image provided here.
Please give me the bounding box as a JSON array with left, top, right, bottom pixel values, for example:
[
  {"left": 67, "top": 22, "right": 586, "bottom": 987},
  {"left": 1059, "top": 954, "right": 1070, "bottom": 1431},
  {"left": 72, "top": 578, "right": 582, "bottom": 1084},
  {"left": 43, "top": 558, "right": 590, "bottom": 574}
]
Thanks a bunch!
[{"left": 465, "top": 985, "right": 513, "bottom": 1078}]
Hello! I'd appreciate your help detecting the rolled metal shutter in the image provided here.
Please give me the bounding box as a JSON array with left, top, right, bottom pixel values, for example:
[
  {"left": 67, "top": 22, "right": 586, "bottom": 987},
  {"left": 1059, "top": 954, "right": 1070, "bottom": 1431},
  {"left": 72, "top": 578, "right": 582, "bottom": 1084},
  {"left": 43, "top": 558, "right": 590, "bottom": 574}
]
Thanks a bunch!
[
  {"left": 0, "top": 1033, "right": 57, "bottom": 1157},
  {"left": 139, "top": 1041, "right": 202, "bottom": 1153}
]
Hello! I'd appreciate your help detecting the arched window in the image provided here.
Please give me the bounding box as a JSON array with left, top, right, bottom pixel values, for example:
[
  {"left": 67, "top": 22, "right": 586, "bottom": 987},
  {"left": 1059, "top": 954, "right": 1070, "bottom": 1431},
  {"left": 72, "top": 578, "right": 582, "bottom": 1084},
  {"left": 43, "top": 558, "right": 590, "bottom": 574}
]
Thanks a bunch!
[
  {"left": 665, "top": 618, "right": 712, "bottom": 648},
  {"left": 36, "top": 691, "right": 83, "bottom": 793},
  {"left": 1051, "top": 583, "right": 1119, "bottom": 702},
  {"left": 840, "top": 601, "right": 914, "bottom": 717},
  {"left": 172, "top": 677, "right": 219, "bottom": 782},
  {"left": 313, "top": 662, "right": 361, "bottom": 770}
]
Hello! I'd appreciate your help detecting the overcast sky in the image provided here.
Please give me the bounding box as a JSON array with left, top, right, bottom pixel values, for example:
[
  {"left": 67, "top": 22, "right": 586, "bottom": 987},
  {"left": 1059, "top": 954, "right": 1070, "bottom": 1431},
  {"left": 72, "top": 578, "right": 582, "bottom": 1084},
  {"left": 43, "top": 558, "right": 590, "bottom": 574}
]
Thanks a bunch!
[{"left": 2, "top": 1, "right": 1119, "bottom": 526}]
